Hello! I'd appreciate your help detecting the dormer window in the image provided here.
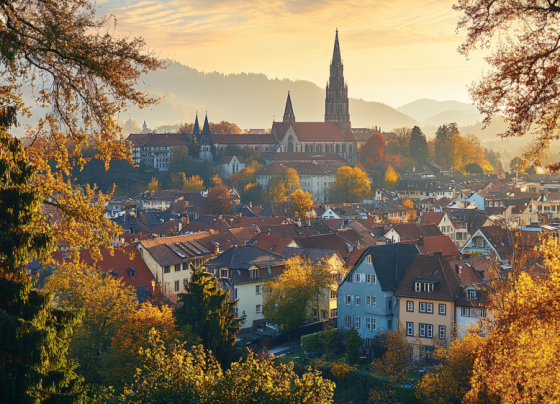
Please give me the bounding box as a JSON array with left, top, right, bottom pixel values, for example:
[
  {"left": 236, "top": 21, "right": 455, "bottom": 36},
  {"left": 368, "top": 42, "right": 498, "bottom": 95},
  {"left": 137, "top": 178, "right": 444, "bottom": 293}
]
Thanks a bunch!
[
  {"left": 366, "top": 255, "right": 372, "bottom": 265},
  {"left": 220, "top": 269, "right": 229, "bottom": 279},
  {"left": 249, "top": 269, "right": 258, "bottom": 279},
  {"left": 468, "top": 290, "right": 477, "bottom": 300},
  {"left": 415, "top": 282, "right": 434, "bottom": 292}
]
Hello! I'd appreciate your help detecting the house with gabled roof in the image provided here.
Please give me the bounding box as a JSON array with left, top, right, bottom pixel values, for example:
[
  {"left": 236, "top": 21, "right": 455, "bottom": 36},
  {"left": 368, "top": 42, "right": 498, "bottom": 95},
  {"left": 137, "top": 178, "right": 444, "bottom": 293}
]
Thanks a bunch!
[
  {"left": 420, "top": 212, "right": 454, "bottom": 242},
  {"left": 396, "top": 253, "right": 462, "bottom": 353},
  {"left": 337, "top": 244, "right": 419, "bottom": 346},
  {"left": 383, "top": 223, "right": 442, "bottom": 243},
  {"left": 459, "top": 226, "right": 513, "bottom": 262},
  {"left": 204, "top": 245, "right": 286, "bottom": 330}
]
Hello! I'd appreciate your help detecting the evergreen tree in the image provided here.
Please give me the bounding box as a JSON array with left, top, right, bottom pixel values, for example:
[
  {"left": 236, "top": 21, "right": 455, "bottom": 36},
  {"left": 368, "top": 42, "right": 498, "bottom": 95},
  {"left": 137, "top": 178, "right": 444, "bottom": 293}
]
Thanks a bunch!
[
  {"left": 434, "top": 123, "right": 459, "bottom": 167},
  {"left": 409, "top": 126, "right": 429, "bottom": 166},
  {"left": 188, "top": 137, "right": 201, "bottom": 158},
  {"left": 174, "top": 267, "right": 243, "bottom": 367},
  {"left": 0, "top": 128, "right": 84, "bottom": 403}
]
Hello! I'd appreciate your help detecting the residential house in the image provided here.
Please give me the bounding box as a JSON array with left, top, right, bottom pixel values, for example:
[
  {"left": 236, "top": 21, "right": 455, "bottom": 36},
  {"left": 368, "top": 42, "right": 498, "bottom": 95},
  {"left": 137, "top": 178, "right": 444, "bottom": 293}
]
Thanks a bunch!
[
  {"left": 138, "top": 233, "right": 231, "bottom": 300},
  {"left": 420, "top": 212, "right": 455, "bottom": 242},
  {"left": 337, "top": 244, "right": 419, "bottom": 346},
  {"left": 460, "top": 226, "right": 513, "bottom": 262},
  {"left": 396, "top": 253, "right": 462, "bottom": 354},
  {"left": 134, "top": 190, "right": 202, "bottom": 211},
  {"left": 128, "top": 132, "right": 191, "bottom": 171},
  {"left": 402, "top": 235, "right": 461, "bottom": 260},
  {"left": 204, "top": 245, "right": 286, "bottom": 330}
]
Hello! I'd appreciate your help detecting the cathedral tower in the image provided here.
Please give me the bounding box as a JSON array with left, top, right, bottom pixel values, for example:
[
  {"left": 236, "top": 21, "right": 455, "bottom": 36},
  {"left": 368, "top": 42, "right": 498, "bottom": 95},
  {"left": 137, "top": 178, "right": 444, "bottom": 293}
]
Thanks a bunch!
[{"left": 325, "top": 29, "right": 351, "bottom": 131}]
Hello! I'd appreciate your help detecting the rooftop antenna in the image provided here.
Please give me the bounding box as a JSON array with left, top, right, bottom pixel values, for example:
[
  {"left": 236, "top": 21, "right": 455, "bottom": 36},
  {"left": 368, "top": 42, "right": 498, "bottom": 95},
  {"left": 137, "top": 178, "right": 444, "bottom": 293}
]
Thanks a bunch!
[{"left": 273, "top": 115, "right": 275, "bottom": 122}]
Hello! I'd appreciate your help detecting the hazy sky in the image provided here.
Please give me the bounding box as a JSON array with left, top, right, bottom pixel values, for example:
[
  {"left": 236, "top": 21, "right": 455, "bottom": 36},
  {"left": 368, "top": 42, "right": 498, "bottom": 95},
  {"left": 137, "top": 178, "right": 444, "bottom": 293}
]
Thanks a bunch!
[{"left": 98, "top": 0, "right": 487, "bottom": 108}]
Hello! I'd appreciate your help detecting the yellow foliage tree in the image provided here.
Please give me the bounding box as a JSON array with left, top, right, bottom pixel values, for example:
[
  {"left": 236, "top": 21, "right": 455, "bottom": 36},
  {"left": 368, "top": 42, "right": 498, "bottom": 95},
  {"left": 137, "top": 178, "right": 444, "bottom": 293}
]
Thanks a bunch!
[
  {"left": 103, "top": 303, "right": 182, "bottom": 391},
  {"left": 147, "top": 176, "right": 160, "bottom": 191},
  {"left": 269, "top": 175, "right": 287, "bottom": 203},
  {"left": 383, "top": 165, "right": 399, "bottom": 189},
  {"left": 44, "top": 261, "right": 137, "bottom": 384},
  {"left": 402, "top": 198, "right": 414, "bottom": 208},
  {"left": 417, "top": 330, "right": 489, "bottom": 404},
  {"left": 183, "top": 174, "right": 204, "bottom": 191},
  {"left": 283, "top": 168, "right": 301, "bottom": 194},
  {"left": 464, "top": 236, "right": 560, "bottom": 403},
  {"left": 289, "top": 189, "right": 314, "bottom": 219},
  {"left": 123, "top": 329, "right": 335, "bottom": 403},
  {"left": 263, "top": 256, "right": 339, "bottom": 331},
  {"left": 211, "top": 173, "right": 223, "bottom": 185},
  {"left": 330, "top": 166, "right": 371, "bottom": 203}
]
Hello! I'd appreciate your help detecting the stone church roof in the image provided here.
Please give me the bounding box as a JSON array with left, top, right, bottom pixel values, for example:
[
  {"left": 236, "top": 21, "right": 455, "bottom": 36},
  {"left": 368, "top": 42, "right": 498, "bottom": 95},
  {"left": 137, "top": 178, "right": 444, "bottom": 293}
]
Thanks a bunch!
[{"left": 271, "top": 121, "right": 357, "bottom": 143}]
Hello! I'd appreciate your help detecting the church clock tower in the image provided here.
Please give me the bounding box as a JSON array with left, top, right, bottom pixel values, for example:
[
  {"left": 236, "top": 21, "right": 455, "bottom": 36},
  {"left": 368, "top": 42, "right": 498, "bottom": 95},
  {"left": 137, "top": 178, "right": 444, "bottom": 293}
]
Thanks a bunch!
[{"left": 325, "top": 29, "right": 351, "bottom": 132}]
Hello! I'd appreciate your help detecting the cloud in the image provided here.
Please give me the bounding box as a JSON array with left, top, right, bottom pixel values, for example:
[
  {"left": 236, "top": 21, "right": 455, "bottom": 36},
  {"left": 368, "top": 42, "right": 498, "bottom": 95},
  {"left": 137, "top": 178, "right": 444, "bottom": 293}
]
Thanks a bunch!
[{"left": 98, "top": 0, "right": 484, "bottom": 106}]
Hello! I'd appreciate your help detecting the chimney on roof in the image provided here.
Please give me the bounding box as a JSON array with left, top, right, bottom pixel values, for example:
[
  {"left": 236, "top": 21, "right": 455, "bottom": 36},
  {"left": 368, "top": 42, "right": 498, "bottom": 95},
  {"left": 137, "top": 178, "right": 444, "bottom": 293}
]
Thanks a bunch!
[
  {"left": 249, "top": 202, "right": 252, "bottom": 208},
  {"left": 297, "top": 218, "right": 302, "bottom": 227},
  {"left": 418, "top": 236, "right": 424, "bottom": 247},
  {"left": 455, "top": 264, "right": 462, "bottom": 275}
]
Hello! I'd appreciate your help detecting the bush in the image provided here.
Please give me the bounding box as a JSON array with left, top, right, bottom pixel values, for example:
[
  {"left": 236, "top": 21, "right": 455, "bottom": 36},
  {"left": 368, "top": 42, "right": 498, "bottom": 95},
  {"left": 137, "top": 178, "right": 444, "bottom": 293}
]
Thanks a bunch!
[
  {"left": 301, "top": 328, "right": 337, "bottom": 353},
  {"left": 345, "top": 329, "right": 363, "bottom": 366}
]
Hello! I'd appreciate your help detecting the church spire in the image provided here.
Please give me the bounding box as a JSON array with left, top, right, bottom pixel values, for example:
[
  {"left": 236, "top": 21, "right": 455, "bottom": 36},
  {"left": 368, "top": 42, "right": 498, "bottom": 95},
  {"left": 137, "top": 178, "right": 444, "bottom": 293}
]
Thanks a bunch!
[
  {"left": 193, "top": 111, "right": 200, "bottom": 137},
  {"left": 202, "top": 112, "right": 211, "bottom": 136},
  {"left": 332, "top": 28, "right": 341, "bottom": 67},
  {"left": 283, "top": 91, "right": 295, "bottom": 123},
  {"left": 325, "top": 29, "right": 351, "bottom": 131}
]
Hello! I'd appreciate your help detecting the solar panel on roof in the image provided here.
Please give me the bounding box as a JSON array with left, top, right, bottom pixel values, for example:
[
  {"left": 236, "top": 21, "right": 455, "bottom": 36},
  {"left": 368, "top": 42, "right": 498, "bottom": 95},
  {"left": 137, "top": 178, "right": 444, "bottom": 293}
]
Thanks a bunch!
[
  {"left": 191, "top": 240, "right": 211, "bottom": 254},
  {"left": 181, "top": 242, "right": 202, "bottom": 255}
]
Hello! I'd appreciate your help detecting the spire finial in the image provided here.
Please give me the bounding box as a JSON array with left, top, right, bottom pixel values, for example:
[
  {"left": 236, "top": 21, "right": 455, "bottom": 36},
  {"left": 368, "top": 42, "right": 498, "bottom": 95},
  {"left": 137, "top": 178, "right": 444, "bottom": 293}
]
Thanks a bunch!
[{"left": 283, "top": 91, "right": 295, "bottom": 123}]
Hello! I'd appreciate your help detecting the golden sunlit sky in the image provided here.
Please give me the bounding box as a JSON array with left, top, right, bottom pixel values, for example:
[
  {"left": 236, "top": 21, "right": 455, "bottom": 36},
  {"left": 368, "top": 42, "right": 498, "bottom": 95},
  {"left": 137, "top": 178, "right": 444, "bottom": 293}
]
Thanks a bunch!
[{"left": 99, "top": 0, "right": 487, "bottom": 108}]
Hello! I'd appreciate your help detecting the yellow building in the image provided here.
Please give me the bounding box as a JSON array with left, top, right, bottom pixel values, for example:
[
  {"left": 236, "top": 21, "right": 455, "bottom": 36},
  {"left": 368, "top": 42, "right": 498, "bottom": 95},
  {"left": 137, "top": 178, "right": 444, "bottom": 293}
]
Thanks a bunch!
[{"left": 395, "top": 252, "right": 461, "bottom": 356}]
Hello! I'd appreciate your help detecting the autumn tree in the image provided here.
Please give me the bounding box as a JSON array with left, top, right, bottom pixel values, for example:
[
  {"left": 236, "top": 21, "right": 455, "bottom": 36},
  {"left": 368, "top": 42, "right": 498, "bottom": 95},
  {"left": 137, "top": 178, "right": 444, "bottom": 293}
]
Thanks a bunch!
[
  {"left": 465, "top": 163, "right": 484, "bottom": 174},
  {"left": 0, "top": 0, "right": 162, "bottom": 399},
  {"left": 383, "top": 154, "right": 416, "bottom": 174},
  {"left": 484, "top": 148, "right": 503, "bottom": 171},
  {"left": 289, "top": 189, "right": 314, "bottom": 219},
  {"left": 183, "top": 174, "right": 204, "bottom": 191},
  {"left": 434, "top": 123, "right": 459, "bottom": 167},
  {"left": 262, "top": 256, "right": 338, "bottom": 331},
  {"left": 202, "top": 184, "right": 234, "bottom": 215},
  {"left": 122, "top": 329, "right": 335, "bottom": 403},
  {"left": 330, "top": 166, "right": 371, "bottom": 203},
  {"left": 147, "top": 176, "right": 160, "bottom": 191},
  {"left": 241, "top": 183, "right": 269, "bottom": 207},
  {"left": 369, "top": 324, "right": 419, "bottom": 403},
  {"left": 283, "top": 167, "right": 301, "bottom": 194},
  {"left": 417, "top": 331, "right": 490, "bottom": 404},
  {"left": 122, "top": 119, "right": 141, "bottom": 134},
  {"left": 209, "top": 121, "right": 242, "bottom": 135},
  {"left": 174, "top": 267, "right": 242, "bottom": 367},
  {"left": 386, "top": 127, "right": 411, "bottom": 157},
  {"left": 358, "top": 132, "right": 385, "bottom": 166},
  {"left": 102, "top": 303, "right": 182, "bottom": 392},
  {"left": 269, "top": 175, "right": 287, "bottom": 203},
  {"left": 462, "top": 237, "right": 560, "bottom": 403},
  {"left": 233, "top": 160, "right": 263, "bottom": 190},
  {"left": 455, "top": 0, "right": 560, "bottom": 170},
  {"left": 44, "top": 262, "right": 137, "bottom": 385},
  {"left": 383, "top": 165, "right": 399, "bottom": 189},
  {"left": 211, "top": 173, "right": 222, "bottom": 185},
  {"left": 509, "top": 156, "right": 527, "bottom": 174},
  {"left": 409, "top": 125, "right": 429, "bottom": 165}
]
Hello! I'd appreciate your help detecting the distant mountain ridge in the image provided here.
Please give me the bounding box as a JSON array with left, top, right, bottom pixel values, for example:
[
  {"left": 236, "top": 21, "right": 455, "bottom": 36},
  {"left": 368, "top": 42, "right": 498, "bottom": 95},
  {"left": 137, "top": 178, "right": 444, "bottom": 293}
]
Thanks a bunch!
[
  {"left": 397, "top": 98, "right": 483, "bottom": 127},
  {"left": 128, "top": 61, "right": 418, "bottom": 130}
]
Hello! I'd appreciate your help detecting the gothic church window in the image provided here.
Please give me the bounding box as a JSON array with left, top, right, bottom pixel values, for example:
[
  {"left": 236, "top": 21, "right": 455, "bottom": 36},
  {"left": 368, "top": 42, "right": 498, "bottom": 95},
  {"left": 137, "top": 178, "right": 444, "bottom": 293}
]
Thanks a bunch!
[
  {"left": 288, "top": 142, "right": 294, "bottom": 152},
  {"left": 336, "top": 144, "right": 340, "bottom": 153}
]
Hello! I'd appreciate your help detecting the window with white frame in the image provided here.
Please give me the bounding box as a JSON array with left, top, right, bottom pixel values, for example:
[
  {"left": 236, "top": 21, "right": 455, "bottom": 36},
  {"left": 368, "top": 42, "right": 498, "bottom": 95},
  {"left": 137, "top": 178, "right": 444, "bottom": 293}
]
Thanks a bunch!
[
  {"left": 249, "top": 269, "right": 258, "bottom": 279},
  {"left": 439, "top": 304, "right": 446, "bottom": 315},
  {"left": 407, "top": 301, "right": 414, "bottom": 312},
  {"left": 164, "top": 265, "right": 170, "bottom": 274},
  {"left": 415, "top": 282, "right": 421, "bottom": 292},
  {"left": 372, "top": 274, "right": 376, "bottom": 284},
  {"left": 366, "top": 274, "right": 372, "bottom": 283},
  {"left": 468, "top": 290, "right": 477, "bottom": 300},
  {"left": 174, "top": 280, "right": 179, "bottom": 292},
  {"left": 330, "top": 290, "right": 337, "bottom": 299},
  {"left": 419, "top": 302, "right": 426, "bottom": 313},
  {"left": 355, "top": 273, "right": 361, "bottom": 283},
  {"left": 346, "top": 295, "right": 351, "bottom": 305},
  {"left": 480, "top": 309, "right": 487, "bottom": 318},
  {"left": 356, "top": 296, "right": 360, "bottom": 306},
  {"left": 461, "top": 307, "right": 470, "bottom": 317},
  {"left": 366, "top": 317, "right": 372, "bottom": 331},
  {"left": 406, "top": 321, "right": 414, "bottom": 336},
  {"left": 371, "top": 296, "right": 377, "bottom": 306},
  {"left": 439, "top": 325, "right": 446, "bottom": 339},
  {"left": 255, "top": 285, "right": 261, "bottom": 294},
  {"left": 355, "top": 316, "right": 361, "bottom": 329},
  {"left": 331, "top": 309, "right": 337, "bottom": 317},
  {"left": 427, "top": 303, "right": 433, "bottom": 314},
  {"left": 419, "top": 323, "right": 426, "bottom": 337},
  {"left": 256, "top": 305, "right": 261, "bottom": 313},
  {"left": 372, "top": 318, "right": 377, "bottom": 331},
  {"left": 345, "top": 315, "right": 351, "bottom": 328},
  {"left": 367, "top": 255, "right": 372, "bottom": 264},
  {"left": 175, "top": 264, "right": 181, "bottom": 272}
]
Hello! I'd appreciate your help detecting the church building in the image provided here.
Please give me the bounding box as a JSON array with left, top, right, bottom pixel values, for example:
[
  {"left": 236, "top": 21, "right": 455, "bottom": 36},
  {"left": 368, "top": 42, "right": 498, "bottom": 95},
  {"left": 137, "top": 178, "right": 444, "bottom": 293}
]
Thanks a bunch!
[
  {"left": 270, "top": 30, "right": 357, "bottom": 163},
  {"left": 211, "top": 30, "right": 358, "bottom": 163}
]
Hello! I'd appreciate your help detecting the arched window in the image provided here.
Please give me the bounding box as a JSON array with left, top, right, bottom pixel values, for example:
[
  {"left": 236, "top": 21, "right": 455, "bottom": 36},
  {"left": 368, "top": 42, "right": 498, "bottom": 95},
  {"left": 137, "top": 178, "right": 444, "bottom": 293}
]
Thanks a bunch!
[
  {"left": 316, "top": 144, "right": 322, "bottom": 152},
  {"left": 310, "top": 144, "right": 313, "bottom": 152},
  {"left": 288, "top": 142, "right": 294, "bottom": 152},
  {"left": 305, "top": 144, "right": 309, "bottom": 152},
  {"left": 349, "top": 145, "right": 352, "bottom": 155},
  {"left": 342, "top": 144, "right": 346, "bottom": 153},
  {"left": 336, "top": 144, "right": 340, "bottom": 153}
]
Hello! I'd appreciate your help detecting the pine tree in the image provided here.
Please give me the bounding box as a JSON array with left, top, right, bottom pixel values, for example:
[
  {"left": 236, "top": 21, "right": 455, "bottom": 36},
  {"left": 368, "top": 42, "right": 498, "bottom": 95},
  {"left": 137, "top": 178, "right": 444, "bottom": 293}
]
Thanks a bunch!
[
  {"left": 409, "top": 126, "right": 429, "bottom": 166},
  {"left": 0, "top": 128, "right": 84, "bottom": 403},
  {"left": 174, "top": 267, "right": 242, "bottom": 367},
  {"left": 434, "top": 123, "right": 459, "bottom": 167}
]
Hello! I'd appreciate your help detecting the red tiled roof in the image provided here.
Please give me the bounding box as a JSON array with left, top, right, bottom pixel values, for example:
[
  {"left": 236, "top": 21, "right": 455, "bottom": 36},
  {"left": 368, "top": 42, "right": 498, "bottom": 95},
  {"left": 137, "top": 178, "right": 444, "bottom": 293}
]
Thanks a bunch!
[
  {"left": 402, "top": 235, "right": 461, "bottom": 259},
  {"left": 248, "top": 233, "right": 295, "bottom": 254},
  {"left": 292, "top": 233, "right": 350, "bottom": 260},
  {"left": 390, "top": 223, "right": 442, "bottom": 241},
  {"left": 420, "top": 212, "right": 446, "bottom": 225},
  {"left": 53, "top": 244, "right": 155, "bottom": 289}
]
